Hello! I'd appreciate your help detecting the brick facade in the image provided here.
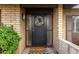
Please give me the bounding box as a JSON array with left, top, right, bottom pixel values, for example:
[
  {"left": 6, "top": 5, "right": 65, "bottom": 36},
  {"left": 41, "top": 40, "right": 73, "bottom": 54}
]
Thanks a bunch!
[
  {"left": 0, "top": 5, "right": 26, "bottom": 53},
  {"left": 0, "top": 4, "right": 71, "bottom": 53},
  {"left": 0, "top": 4, "right": 64, "bottom": 53},
  {"left": 0, "top": 5, "right": 21, "bottom": 35},
  {"left": 53, "top": 5, "right": 64, "bottom": 52}
]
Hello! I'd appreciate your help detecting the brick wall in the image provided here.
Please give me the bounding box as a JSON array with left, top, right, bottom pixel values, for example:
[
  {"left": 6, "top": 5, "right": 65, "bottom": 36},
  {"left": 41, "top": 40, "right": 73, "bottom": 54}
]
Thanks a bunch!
[
  {"left": 53, "top": 5, "right": 64, "bottom": 52},
  {"left": 0, "top": 5, "right": 25, "bottom": 53},
  {"left": 0, "top": 4, "right": 65, "bottom": 53},
  {"left": 19, "top": 8, "right": 25, "bottom": 53},
  {"left": 53, "top": 7, "right": 59, "bottom": 51},
  {"left": 58, "top": 4, "right": 64, "bottom": 40},
  {"left": 0, "top": 5, "right": 21, "bottom": 34}
]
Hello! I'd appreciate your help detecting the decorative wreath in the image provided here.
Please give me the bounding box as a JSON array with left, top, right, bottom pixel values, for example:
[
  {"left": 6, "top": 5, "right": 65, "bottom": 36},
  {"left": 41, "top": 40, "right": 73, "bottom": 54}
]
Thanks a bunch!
[{"left": 34, "top": 16, "right": 44, "bottom": 26}]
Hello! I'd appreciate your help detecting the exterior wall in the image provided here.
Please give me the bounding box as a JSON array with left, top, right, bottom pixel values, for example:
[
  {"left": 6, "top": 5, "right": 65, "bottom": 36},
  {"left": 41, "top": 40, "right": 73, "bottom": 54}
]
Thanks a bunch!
[
  {"left": 0, "top": 5, "right": 21, "bottom": 34},
  {"left": 0, "top": 4, "right": 63, "bottom": 53},
  {"left": 58, "top": 5, "right": 64, "bottom": 40},
  {"left": 53, "top": 8, "right": 59, "bottom": 51},
  {"left": 53, "top": 4, "right": 64, "bottom": 52},
  {"left": 0, "top": 5, "right": 25, "bottom": 53},
  {"left": 19, "top": 8, "right": 26, "bottom": 53},
  {"left": 58, "top": 5, "right": 66, "bottom": 53},
  {"left": 1, "top": 4, "right": 79, "bottom": 54},
  {"left": 58, "top": 5, "right": 79, "bottom": 54},
  {"left": 0, "top": 4, "right": 56, "bottom": 53}
]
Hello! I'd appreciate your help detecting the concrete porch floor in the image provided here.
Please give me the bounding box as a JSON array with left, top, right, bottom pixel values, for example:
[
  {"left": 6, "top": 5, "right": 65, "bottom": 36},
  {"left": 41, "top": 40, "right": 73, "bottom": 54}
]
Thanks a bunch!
[{"left": 22, "top": 47, "right": 57, "bottom": 54}]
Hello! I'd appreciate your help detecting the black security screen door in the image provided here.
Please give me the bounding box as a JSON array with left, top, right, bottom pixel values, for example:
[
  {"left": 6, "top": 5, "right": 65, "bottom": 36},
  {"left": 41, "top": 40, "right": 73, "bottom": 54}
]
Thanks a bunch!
[
  {"left": 32, "top": 15, "right": 47, "bottom": 46},
  {"left": 25, "top": 8, "right": 53, "bottom": 47}
]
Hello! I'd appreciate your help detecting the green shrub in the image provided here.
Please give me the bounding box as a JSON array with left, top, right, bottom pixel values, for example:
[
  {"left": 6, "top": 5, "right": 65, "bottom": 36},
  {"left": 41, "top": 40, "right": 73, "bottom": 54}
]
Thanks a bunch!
[{"left": 0, "top": 25, "right": 20, "bottom": 54}]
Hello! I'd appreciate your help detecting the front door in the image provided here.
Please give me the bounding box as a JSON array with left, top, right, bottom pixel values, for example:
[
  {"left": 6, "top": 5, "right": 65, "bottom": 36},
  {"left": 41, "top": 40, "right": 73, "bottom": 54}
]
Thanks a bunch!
[{"left": 32, "top": 15, "right": 47, "bottom": 46}]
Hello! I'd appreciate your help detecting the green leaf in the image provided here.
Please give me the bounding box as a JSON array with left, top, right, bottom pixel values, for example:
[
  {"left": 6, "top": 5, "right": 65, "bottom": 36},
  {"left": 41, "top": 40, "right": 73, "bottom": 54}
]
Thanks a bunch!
[{"left": 0, "top": 25, "right": 20, "bottom": 54}]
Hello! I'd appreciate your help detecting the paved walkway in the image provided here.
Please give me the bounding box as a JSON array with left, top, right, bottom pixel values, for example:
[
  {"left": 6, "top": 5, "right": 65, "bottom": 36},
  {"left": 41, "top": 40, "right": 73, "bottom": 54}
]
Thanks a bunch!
[{"left": 22, "top": 47, "right": 56, "bottom": 54}]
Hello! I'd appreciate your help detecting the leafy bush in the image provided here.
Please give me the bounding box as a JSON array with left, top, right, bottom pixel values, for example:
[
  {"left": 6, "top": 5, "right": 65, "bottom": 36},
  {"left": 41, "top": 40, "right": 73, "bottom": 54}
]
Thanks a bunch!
[{"left": 0, "top": 25, "right": 20, "bottom": 54}]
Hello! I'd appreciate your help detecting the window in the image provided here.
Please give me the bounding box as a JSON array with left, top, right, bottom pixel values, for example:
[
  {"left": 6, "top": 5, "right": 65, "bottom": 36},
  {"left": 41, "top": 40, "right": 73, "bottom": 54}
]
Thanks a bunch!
[{"left": 72, "top": 16, "right": 79, "bottom": 32}]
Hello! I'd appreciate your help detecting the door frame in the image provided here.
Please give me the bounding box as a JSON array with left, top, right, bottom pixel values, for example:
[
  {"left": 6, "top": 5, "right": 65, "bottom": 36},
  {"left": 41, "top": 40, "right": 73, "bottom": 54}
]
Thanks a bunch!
[{"left": 25, "top": 8, "right": 53, "bottom": 47}]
